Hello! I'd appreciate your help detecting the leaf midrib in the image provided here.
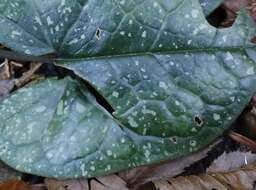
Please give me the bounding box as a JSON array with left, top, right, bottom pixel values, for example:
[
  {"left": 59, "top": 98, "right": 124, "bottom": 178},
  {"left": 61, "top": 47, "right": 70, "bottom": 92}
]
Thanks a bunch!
[{"left": 57, "top": 46, "right": 255, "bottom": 62}]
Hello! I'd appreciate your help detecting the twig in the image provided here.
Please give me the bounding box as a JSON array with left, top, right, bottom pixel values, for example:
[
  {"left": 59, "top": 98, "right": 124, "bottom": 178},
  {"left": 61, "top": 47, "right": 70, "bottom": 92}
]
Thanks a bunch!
[
  {"left": 229, "top": 132, "right": 256, "bottom": 150},
  {"left": 15, "top": 63, "right": 43, "bottom": 87}
]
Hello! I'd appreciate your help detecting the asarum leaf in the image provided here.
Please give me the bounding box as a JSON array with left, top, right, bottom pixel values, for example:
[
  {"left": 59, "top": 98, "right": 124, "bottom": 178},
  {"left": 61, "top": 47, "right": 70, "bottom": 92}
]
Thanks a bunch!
[
  {"left": 0, "top": 0, "right": 256, "bottom": 179},
  {"left": 0, "top": 78, "right": 138, "bottom": 178}
]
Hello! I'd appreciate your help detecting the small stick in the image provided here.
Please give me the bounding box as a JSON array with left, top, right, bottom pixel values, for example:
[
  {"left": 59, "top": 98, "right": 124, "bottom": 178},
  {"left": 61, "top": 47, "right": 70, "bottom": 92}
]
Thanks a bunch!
[
  {"left": 15, "top": 62, "right": 43, "bottom": 87},
  {"left": 229, "top": 132, "right": 256, "bottom": 150}
]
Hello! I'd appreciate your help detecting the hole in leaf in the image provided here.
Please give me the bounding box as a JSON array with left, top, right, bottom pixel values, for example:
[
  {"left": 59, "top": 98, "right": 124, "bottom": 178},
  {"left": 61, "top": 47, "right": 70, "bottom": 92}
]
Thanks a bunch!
[
  {"left": 95, "top": 28, "right": 102, "bottom": 40},
  {"left": 207, "top": 6, "right": 227, "bottom": 27},
  {"left": 170, "top": 137, "right": 177, "bottom": 144},
  {"left": 251, "top": 36, "right": 256, "bottom": 44},
  {"left": 194, "top": 115, "right": 204, "bottom": 127}
]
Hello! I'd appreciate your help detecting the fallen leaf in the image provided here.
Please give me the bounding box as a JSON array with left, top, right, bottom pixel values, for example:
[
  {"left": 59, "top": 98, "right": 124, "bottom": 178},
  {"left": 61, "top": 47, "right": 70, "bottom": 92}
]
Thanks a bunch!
[
  {"left": 0, "top": 161, "right": 22, "bottom": 183},
  {"left": 229, "top": 132, "right": 256, "bottom": 150},
  {"left": 0, "top": 180, "right": 31, "bottom": 190},
  {"left": 0, "top": 80, "right": 14, "bottom": 98},
  {"left": 153, "top": 163, "right": 256, "bottom": 190},
  {"left": 95, "top": 175, "right": 128, "bottom": 190},
  {"left": 224, "top": 0, "right": 252, "bottom": 12},
  {"left": 222, "top": 0, "right": 256, "bottom": 26},
  {"left": 0, "top": 59, "right": 10, "bottom": 80},
  {"left": 1, "top": 0, "right": 256, "bottom": 179},
  {"left": 46, "top": 175, "right": 128, "bottom": 190},
  {"left": 30, "top": 184, "right": 47, "bottom": 190},
  {"left": 45, "top": 179, "right": 89, "bottom": 190},
  {"left": 207, "top": 151, "right": 256, "bottom": 172}
]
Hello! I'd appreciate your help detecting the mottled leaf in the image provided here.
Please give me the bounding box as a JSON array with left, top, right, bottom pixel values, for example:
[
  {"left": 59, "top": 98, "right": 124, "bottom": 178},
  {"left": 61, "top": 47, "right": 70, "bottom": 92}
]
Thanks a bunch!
[
  {"left": 0, "top": 0, "right": 256, "bottom": 179},
  {"left": 0, "top": 77, "right": 141, "bottom": 178}
]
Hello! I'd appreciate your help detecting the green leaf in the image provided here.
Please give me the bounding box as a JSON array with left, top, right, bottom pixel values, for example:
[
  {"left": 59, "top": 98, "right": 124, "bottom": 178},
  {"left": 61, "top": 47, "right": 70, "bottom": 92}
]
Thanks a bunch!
[
  {"left": 0, "top": 0, "right": 248, "bottom": 58},
  {"left": 199, "top": 0, "right": 223, "bottom": 15},
  {"left": 0, "top": 78, "right": 133, "bottom": 178},
  {"left": 0, "top": 0, "right": 256, "bottom": 179},
  {"left": 0, "top": 77, "right": 223, "bottom": 179}
]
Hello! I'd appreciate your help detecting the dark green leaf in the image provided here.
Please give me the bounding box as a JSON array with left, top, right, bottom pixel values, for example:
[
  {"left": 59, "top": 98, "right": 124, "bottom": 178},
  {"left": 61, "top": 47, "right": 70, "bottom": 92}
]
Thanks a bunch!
[
  {"left": 0, "top": 0, "right": 246, "bottom": 58},
  {"left": 1, "top": 78, "right": 213, "bottom": 178},
  {"left": 0, "top": 0, "right": 256, "bottom": 178},
  {"left": 0, "top": 78, "right": 134, "bottom": 178}
]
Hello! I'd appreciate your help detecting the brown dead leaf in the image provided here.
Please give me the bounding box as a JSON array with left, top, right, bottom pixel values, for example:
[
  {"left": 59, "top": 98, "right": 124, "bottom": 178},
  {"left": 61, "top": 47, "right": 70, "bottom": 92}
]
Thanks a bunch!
[
  {"left": 0, "top": 59, "right": 11, "bottom": 80},
  {"left": 229, "top": 132, "right": 256, "bottom": 150},
  {"left": 45, "top": 179, "right": 88, "bottom": 190},
  {"left": 0, "top": 80, "right": 14, "bottom": 98},
  {"left": 222, "top": 0, "right": 256, "bottom": 26},
  {"left": 94, "top": 175, "right": 129, "bottom": 190},
  {"left": 207, "top": 151, "right": 256, "bottom": 173},
  {"left": 0, "top": 161, "right": 22, "bottom": 183},
  {"left": 30, "top": 184, "right": 47, "bottom": 190},
  {"left": 153, "top": 163, "right": 256, "bottom": 190},
  {"left": 46, "top": 175, "right": 128, "bottom": 190},
  {"left": 0, "top": 180, "right": 31, "bottom": 190}
]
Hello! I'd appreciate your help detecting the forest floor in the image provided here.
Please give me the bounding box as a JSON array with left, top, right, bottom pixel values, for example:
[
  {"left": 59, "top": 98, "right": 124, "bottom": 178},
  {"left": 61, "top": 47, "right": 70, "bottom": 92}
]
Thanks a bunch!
[{"left": 1, "top": 0, "right": 256, "bottom": 190}]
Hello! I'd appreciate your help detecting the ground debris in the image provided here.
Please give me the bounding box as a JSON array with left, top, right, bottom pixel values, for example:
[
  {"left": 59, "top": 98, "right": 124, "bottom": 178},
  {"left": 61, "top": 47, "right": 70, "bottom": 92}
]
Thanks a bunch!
[{"left": 153, "top": 162, "right": 256, "bottom": 190}]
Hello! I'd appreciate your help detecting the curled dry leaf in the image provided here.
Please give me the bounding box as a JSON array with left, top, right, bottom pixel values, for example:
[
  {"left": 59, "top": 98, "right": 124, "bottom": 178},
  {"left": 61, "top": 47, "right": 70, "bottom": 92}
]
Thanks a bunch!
[
  {"left": 0, "top": 59, "right": 14, "bottom": 99},
  {"left": 0, "top": 80, "right": 14, "bottom": 98},
  {"left": 0, "top": 59, "right": 10, "bottom": 80},
  {"left": 222, "top": 0, "right": 256, "bottom": 26},
  {"left": 46, "top": 175, "right": 128, "bottom": 190},
  {"left": 90, "top": 176, "right": 128, "bottom": 190},
  {"left": 229, "top": 132, "right": 256, "bottom": 150},
  {"left": 154, "top": 163, "right": 256, "bottom": 190},
  {"left": 0, "top": 161, "right": 22, "bottom": 183},
  {"left": 207, "top": 151, "right": 256, "bottom": 173},
  {"left": 0, "top": 180, "right": 31, "bottom": 190},
  {"left": 45, "top": 178, "right": 89, "bottom": 190}
]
